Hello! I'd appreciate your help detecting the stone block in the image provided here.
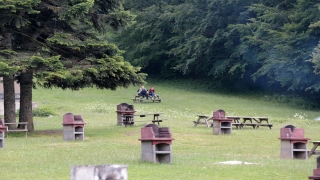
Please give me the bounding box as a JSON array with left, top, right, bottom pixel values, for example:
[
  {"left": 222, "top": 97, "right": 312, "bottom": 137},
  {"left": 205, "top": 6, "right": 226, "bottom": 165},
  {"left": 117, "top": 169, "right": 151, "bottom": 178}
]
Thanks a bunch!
[{"left": 71, "top": 165, "right": 127, "bottom": 180}]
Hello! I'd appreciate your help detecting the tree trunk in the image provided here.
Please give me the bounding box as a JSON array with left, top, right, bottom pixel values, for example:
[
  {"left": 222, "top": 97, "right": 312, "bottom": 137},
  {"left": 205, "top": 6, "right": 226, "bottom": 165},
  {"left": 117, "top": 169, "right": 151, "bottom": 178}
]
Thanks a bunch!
[
  {"left": 1, "top": 31, "right": 16, "bottom": 129},
  {"left": 19, "top": 71, "right": 34, "bottom": 132},
  {"left": 3, "top": 75, "right": 16, "bottom": 129}
]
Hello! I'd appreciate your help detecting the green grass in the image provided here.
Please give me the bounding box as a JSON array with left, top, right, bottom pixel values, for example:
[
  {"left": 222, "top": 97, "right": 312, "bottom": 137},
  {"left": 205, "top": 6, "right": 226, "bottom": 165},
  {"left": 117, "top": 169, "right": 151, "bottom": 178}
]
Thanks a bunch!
[{"left": 1, "top": 79, "right": 320, "bottom": 179}]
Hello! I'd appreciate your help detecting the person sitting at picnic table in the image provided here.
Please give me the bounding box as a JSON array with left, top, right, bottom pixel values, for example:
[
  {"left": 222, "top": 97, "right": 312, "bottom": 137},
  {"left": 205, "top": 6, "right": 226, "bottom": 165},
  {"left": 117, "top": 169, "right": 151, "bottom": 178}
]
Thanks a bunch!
[
  {"left": 149, "top": 86, "right": 156, "bottom": 100},
  {"left": 137, "top": 85, "right": 149, "bottom": 99}
]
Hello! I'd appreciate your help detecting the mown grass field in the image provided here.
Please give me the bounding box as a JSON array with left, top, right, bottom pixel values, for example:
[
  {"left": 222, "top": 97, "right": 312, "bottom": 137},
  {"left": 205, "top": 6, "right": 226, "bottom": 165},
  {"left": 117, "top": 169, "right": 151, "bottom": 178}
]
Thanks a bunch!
[{"left": 1, "top": 79, "right": 320, "bottom": 180}]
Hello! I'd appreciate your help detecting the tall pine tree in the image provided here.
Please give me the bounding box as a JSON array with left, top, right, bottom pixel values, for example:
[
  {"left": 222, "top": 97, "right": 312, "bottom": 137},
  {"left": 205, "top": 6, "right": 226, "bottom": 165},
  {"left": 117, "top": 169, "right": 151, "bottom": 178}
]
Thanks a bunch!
[{"left": 0, "top": 0, "right": 146, "bottom": 131}]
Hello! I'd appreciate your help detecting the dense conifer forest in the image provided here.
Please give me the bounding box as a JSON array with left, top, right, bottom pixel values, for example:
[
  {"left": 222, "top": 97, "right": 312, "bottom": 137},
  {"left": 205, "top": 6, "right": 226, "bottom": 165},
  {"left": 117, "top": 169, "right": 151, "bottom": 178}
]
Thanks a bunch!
[{"left": 117, "top": 0, "right": 320, "bottom": 105}]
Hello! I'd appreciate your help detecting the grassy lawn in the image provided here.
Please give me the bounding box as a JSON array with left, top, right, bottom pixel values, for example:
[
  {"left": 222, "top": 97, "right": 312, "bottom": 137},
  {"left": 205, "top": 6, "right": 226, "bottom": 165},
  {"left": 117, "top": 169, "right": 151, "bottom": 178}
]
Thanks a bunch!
[{"left": 1, "top": 79, "right": 320, "bottom": 179}]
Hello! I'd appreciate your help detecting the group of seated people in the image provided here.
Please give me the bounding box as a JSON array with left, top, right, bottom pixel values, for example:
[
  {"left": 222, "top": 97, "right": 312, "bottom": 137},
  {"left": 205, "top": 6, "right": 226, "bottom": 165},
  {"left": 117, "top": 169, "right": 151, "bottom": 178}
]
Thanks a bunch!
[{"left": 137, "top": 86, "right": 156, "bottom": 100}]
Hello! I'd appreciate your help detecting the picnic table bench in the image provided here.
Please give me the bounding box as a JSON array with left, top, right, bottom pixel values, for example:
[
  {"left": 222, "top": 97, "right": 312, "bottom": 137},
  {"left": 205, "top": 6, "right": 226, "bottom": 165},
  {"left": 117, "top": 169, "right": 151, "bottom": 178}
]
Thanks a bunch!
[
  {"left": 4, "top": 122, "right": 28, "bottom": 137},
  {"left": 132, "top": 95, "right": 161, "bottom": 103},
  {"left": 122, "top": 113, "right": 167, "bottom": 127},
  {"left": 308, "top": 141, "right": 320, "bottom": 158}
]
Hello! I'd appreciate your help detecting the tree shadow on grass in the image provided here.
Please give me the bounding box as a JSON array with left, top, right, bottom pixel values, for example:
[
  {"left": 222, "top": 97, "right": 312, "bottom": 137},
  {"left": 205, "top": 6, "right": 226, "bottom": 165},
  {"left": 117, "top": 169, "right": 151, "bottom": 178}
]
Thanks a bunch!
[{"left": 33, "top": 130, "right": 63, "bottom": 137}]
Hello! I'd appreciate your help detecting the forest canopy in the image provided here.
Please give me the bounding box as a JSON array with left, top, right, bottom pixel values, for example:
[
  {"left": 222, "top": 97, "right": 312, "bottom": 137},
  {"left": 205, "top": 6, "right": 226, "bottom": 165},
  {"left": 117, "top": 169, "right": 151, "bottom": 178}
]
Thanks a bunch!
[{"left": 118, "top": 0, "right": 320, "bottom": 95}]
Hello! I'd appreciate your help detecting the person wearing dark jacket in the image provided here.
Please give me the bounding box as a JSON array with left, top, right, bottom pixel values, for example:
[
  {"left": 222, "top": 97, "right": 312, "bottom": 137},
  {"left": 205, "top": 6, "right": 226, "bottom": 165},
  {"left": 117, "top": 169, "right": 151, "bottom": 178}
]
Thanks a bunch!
[{"left": 137, "top": 86, "right": 149, "bottom": 99}]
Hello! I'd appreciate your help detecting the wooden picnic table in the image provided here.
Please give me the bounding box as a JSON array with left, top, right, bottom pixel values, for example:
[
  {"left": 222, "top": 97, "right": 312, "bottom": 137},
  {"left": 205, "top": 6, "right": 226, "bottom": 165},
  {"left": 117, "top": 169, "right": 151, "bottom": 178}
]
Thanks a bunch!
[
  {"left": 224, "top": 116, "right": 242, "bottom": 129},
  {"left": 193, "top": 115, "right": 272, "bottom": 130},
  {"left": 132, "top": 95, "right": 161, "bottom": 103},
  {"left": 308, "top": 141, "right": 320, "bottom": 158},
  {"left": 242, "top": 117, "right": 272, "bottom": 129},
  {"left": 193, "top": 115, "right": 235, "bottom": 129},
  {"left": 225, "top": 116, "right": 273, "bottom": 129},
  {"left": 194, "top": 115, "right": 240, "bottom": 129},
  {"left": 193, "top": 115, "right": 213, "bottom": 128},
  {"left": 122, "top": 113, "right": 166, "bottom": 127}
]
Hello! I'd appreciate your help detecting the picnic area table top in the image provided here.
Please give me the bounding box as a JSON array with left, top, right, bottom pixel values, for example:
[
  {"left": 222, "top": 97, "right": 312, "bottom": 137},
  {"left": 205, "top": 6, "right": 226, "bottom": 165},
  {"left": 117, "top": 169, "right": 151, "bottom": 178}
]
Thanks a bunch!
[
  {"left": 122, "top": 112, "right": 166, "bottom": 126},
  {"left": 123, "top": 112, "right": 164, "bottom": 117}
]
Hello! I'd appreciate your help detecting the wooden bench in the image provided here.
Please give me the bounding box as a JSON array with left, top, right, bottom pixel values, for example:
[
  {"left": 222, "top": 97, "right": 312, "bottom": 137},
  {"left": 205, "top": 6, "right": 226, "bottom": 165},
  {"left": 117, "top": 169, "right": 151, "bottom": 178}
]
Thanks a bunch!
[
  {"left": 132, "top": 95, "right": 161, "bottom": 103},
  {"left": 232, "top": 123, "right": 242, "bottom": 129},
  {"left": 255, "top": 123, "right": 273, "bottom": 129},
  {"left": 240, "top": 123, "right": 257, "bottom": 129},
  {"left": 4, "top": 122, "right": 28, "bottom": 137}
]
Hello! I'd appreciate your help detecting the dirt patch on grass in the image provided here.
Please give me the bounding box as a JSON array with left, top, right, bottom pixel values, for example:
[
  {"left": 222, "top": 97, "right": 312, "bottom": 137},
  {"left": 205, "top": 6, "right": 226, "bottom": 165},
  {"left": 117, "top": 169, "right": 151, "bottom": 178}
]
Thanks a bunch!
[
  {"left": 124, "top": 130, "right": 139, "bottom": 136},
  {"left": 35, "top": 130, "right": 63, "bottom": 136}
]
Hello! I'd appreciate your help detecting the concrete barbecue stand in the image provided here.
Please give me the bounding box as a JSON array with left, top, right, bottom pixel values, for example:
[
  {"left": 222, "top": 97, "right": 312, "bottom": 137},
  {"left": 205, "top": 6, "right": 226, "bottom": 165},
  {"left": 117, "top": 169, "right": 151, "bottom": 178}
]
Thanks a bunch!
[
  {"left": 212, "top": 109, "right": 233, "bottom": 135},
  {"left": 116, "top": 103, "right": 136, "bottom": 126},
  {"left": 138, "top": 124, "right": 175, "bottom": 163},
  {"left": 62, "top": 113, "right": 86, "bottom": 141},
  {"left": 0, "top": 118, "right": 7, "bottom": 148},
  {"left": 309, "top": 156, "right": 320, "bottom": 179},
  {"left": 279, "top": 125, "right": 310, "bottom": 159}
]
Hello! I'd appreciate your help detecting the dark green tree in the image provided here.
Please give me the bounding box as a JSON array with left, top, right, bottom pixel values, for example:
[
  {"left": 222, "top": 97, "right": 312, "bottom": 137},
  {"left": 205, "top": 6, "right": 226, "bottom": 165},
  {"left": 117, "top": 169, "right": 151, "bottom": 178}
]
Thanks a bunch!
[
  {"left": 118, "top": 0, "right": 258, "bottom": 81},
  {"left": 0, "top": 0, "right": 146, "bottom": 132},
  {"left": 118, "top": 0, "right": 320, "bottom": 95},
  {"left": 228, "top": 0, "right": 320, "bottom": 91},
  {"left": 307, "top": 2, "right": 320, "bottom": 88},
  {"left": 0, "top": 0, "right": 38, "bottom": 129}
]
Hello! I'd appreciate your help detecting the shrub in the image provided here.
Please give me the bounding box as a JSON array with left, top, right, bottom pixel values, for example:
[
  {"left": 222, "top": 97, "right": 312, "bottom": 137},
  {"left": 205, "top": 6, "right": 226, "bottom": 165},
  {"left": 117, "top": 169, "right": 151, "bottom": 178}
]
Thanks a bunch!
[
  {"left": 16, "top": 107, "right": 57, "bottom": 117},
  {"left": 263, "top": 93, "right": 318, "bottom": 110},
  {"left": 33, "top": 107, "right": 56, "bottom": 117}
]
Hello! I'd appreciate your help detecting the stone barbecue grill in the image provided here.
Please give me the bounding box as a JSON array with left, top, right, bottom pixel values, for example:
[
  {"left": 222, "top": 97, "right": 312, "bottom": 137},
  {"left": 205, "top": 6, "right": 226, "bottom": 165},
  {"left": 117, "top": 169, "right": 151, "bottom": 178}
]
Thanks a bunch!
[
  {"left": 62, "top": 113, "right": 86, "bottom": 141},
  {"left": 138, "top": 124, "right": 175, "bottom": 163},
  {"left": 116, "top": 103, "right": 136, "bottom": 126},
  {"left": 279, "top": 125, "right": 310, "bottom": 159},
  {"left": 212, "top": 109, "right": 233, "bottom": 135},
  {"left": 0, "top": 118, "right": 7, "bottom": 148}
]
